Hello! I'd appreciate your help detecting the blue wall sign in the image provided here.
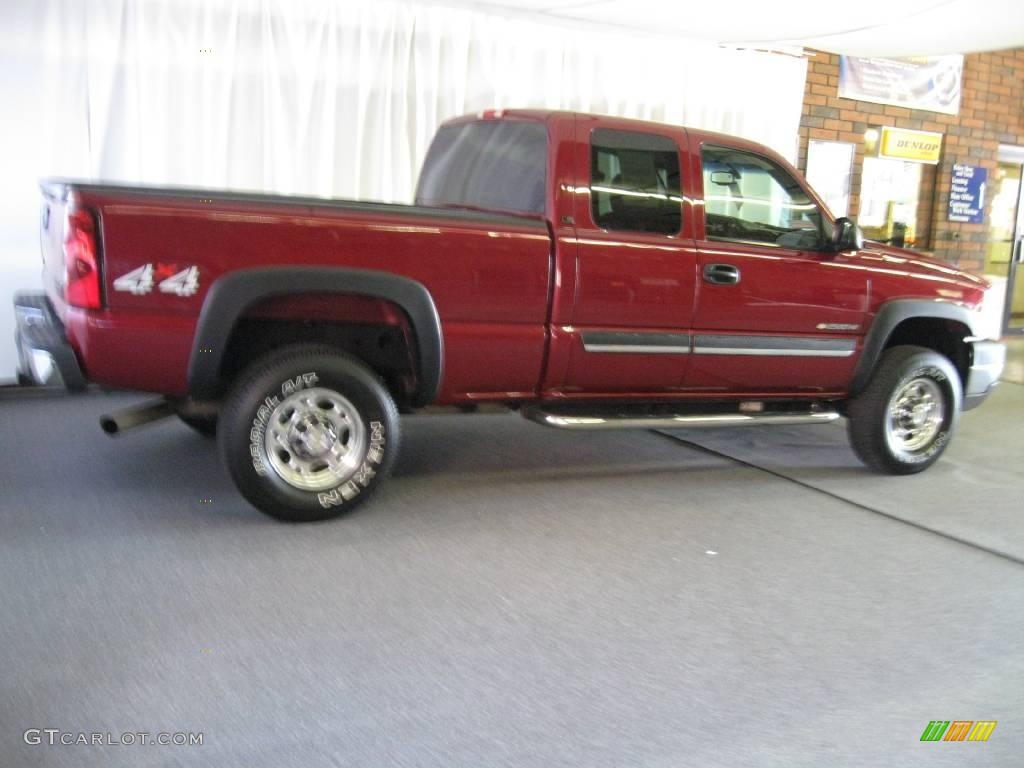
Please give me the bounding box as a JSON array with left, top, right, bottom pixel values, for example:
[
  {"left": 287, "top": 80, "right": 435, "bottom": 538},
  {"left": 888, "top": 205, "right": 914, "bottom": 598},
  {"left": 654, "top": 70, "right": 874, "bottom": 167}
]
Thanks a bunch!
[{"left": 948, "top": 164, "right": 987, "bottom": 224}]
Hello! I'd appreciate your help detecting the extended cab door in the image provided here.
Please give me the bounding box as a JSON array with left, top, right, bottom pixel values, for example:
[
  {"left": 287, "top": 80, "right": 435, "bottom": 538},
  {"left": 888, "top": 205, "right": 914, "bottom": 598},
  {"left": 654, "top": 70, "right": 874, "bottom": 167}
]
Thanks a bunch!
[
  {"left": 549, "top": 118, "right": 698, "bottom": 395},
  {"left": 686, "top": 138, "right": 867, "bottom": 394}
]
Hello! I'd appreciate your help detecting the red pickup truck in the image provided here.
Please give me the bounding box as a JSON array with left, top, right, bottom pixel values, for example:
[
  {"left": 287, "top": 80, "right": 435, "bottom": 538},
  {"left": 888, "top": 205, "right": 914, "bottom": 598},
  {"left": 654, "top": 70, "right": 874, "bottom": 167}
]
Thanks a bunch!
[{"left": 15, "top": 110, "right": 1006, "bottom": 521}]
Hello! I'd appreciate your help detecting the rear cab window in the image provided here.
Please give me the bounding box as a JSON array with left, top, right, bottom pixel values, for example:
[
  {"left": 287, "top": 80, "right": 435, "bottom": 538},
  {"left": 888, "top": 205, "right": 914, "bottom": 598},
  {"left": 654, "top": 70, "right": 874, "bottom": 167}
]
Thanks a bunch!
[
  {"left": 700, "top": 144, "right": 830, "bottom": 250},
  {"left": 415, "top": 120, "right": 548, "bottom": 216},
  {"left": 590, "top": 129, "right": 682, "bottom": 236}
]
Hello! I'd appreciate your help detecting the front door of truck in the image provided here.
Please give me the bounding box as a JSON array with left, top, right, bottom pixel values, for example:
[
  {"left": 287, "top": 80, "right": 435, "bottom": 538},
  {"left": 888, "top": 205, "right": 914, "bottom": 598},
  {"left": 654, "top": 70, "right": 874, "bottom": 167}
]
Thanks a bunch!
[
  {"left": 686, "top": 140, "right": 867, "bottom": 395},
  {"left": 554, "top": 119, "right": 698, "bottom": 395}
]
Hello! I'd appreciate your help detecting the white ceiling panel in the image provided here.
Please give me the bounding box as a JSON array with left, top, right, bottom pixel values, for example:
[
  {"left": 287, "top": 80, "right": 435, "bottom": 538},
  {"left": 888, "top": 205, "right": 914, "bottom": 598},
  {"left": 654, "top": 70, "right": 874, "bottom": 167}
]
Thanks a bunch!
[{"left": 433, "top": 0, "right": 1024, "bottom": 56}]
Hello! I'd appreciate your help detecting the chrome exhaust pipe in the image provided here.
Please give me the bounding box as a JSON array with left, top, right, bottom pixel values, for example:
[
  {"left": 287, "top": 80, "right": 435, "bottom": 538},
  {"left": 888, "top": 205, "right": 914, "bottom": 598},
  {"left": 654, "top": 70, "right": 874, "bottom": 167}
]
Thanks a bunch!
[{"left": 100, "top": 398, "right": 176, "bottom": 436}]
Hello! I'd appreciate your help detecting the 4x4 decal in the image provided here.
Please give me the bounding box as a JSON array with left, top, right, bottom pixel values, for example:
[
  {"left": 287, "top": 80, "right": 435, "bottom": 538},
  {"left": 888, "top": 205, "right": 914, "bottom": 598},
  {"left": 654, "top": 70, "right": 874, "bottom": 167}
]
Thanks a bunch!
[{"left": 113, "top": 263, "right": 199, "bottom": 296}]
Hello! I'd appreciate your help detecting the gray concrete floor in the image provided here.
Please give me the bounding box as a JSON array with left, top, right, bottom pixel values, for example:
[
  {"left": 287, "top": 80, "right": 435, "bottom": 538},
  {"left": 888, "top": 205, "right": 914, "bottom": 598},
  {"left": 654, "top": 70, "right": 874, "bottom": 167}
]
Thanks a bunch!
[
  {"left": 1, "top": 382, "right": 1022, "bottom": 767},
  {"left": 1003, "top": 335, "right": 1024, "bottom": 384}
]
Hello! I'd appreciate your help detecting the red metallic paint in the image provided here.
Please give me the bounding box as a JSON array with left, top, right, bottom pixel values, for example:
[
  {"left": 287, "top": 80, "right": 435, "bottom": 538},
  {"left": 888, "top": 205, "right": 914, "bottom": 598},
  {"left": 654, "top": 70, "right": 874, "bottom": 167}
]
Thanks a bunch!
[
  {"left": 80, "top": 189, "right": 552, "bottom": 402},
  {"left": 553, "top": 115, "right": 697, "bottom": 394},
  {"left": 64, "top": 308, "right": 195, "bottom": 395},
  {"left": 42, "top": 111, "right": 990, "bottom": 406}
]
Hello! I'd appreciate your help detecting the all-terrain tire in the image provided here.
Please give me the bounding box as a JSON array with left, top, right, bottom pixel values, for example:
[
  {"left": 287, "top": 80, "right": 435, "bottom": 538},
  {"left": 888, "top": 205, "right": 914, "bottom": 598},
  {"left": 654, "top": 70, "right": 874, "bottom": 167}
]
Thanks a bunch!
[
  {"left": 846, "top": 345, "right": 961, "bottom": 474},
  {"left": 219, "top": 345, "right": 400, "bottom": 522}
]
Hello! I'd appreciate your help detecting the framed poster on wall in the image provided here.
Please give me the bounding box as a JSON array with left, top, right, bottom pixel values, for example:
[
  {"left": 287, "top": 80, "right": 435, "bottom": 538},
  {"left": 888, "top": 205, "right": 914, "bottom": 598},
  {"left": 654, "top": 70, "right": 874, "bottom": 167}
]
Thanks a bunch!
[
  {"left": 948, "top": 163, "right": 988, "bottom": 223},
  {"left": 838, "top": 55, "right": 963, "bottom": 115},
  {"left": 805, "top": 140, "right": 855, "bottom": 218}
]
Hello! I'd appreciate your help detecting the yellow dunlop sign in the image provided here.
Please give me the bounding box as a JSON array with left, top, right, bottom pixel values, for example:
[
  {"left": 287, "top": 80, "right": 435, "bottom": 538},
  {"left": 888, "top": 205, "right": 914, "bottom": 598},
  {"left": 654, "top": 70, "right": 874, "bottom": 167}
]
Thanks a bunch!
[{"left": 880, "top": 126, "right": 943, "bottom": 164}]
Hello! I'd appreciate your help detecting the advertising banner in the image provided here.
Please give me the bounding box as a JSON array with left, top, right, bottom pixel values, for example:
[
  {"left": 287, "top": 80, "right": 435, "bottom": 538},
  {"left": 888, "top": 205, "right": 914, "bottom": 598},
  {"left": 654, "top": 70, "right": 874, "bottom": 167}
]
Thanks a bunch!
[{"left": 839, "top": 55, "right": 963, "bottom": 115}]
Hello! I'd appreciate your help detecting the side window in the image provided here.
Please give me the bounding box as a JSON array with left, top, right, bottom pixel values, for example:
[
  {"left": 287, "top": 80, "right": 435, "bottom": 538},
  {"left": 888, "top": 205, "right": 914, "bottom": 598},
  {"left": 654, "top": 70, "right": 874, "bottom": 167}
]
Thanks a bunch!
[
  {"left": 590, "top": 129, "right": 681, "bottom": 235},
  {"left": 701, "top": 145, "right": 827, "bottom": 250}
]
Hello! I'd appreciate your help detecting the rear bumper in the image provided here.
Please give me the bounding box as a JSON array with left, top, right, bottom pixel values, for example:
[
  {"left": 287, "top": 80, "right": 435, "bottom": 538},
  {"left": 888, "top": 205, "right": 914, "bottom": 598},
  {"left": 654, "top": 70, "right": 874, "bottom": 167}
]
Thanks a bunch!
[
  {"left": 963, "top": 339, "right": 1006, "bottom": 411},
  {"left": 13, "top": 291, "right": 87, "bottom": 390}
]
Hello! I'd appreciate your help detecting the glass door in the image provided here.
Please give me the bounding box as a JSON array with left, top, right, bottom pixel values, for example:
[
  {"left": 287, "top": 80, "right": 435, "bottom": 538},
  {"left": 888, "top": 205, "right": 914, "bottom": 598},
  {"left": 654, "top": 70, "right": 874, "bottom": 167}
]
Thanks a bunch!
[
  {"left": 859, "top": 156, "right": 925, "bottom": 248},
  {"left": 985, "top": 151, "right": 1024, "bottom": 334}
]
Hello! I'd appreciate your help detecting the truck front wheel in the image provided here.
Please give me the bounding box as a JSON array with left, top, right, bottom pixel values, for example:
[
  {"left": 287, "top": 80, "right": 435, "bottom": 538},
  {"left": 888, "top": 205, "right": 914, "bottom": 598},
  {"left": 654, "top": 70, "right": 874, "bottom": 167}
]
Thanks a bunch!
[
  {"left": 846, "top": 345, "right": 961, "bottom": 474},
  {"left": 219, "top": 345, "right": 400, "bottom": 522}
]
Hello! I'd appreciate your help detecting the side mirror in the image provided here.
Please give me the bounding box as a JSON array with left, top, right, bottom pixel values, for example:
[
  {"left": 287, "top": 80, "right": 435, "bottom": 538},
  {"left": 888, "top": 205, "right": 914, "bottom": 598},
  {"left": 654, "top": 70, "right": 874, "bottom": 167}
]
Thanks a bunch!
[{"left": 831, "top": 216, "right": 864, "bottom": 252}]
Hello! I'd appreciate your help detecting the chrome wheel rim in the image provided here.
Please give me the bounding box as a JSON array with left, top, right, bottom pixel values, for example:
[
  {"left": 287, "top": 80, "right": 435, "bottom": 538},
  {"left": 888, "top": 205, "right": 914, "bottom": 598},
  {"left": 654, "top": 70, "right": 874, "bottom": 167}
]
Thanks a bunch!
[
  {"left": 886, "top": 377, "right": 944, "bottom": 456},
  {"left": 262, "top": 387, "right": 367, "bottom": 491}
]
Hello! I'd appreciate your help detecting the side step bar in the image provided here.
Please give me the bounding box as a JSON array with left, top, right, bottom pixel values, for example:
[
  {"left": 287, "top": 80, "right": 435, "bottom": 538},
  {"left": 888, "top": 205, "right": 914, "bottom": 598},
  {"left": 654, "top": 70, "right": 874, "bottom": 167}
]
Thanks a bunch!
[{"left": 522, "top": 407, "right": 840, "bottom": 431}]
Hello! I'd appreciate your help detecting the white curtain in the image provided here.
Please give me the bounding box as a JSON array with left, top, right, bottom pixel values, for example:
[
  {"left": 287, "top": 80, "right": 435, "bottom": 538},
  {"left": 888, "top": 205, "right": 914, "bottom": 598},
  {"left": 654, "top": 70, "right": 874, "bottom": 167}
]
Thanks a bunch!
[{"left": 0, "top": 0, "right": 807, "bottom": 377}]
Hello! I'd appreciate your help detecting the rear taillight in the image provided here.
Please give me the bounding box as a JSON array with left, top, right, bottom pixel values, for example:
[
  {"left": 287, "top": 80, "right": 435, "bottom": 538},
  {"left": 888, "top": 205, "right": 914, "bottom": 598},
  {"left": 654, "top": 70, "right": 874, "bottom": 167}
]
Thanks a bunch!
[{"left": 63, "top": 205, "right": 101, "bottom": 309}]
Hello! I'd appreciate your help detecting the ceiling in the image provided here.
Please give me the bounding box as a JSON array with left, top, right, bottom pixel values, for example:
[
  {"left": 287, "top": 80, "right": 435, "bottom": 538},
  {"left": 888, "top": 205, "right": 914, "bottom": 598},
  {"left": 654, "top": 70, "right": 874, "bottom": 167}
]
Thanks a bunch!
[{"left": 437, "top": 0, "right": 1024, "bottom": 56}]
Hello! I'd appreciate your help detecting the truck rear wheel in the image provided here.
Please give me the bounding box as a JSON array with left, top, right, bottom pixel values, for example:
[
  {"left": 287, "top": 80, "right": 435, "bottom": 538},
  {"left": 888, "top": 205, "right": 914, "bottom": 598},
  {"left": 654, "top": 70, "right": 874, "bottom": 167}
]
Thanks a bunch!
[
  {"left": 846, "top": 345, "right": 961, "bottom": 474},
  {"left": 177, "top": 413, "right": 217, "bottom": 438},
  {"left": 219, "top": 345, "right": 399, "bottom": 522}
]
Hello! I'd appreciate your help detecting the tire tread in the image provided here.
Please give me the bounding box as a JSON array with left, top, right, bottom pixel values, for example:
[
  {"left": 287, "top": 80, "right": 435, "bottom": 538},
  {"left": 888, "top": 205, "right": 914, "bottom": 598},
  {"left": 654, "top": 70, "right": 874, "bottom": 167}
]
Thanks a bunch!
[
  {"left": 219, "top": 344, "right": 399, "bottom": 522},
  {"left": 846, "top": 345, "right": 960, "bottom": 475}
]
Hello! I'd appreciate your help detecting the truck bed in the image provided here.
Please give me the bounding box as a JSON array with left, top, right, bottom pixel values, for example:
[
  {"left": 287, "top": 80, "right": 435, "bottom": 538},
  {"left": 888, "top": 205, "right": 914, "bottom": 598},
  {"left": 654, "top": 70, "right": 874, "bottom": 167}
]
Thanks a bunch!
[{"left": 42, "top": 180, "right": 554, "bottom": 400}]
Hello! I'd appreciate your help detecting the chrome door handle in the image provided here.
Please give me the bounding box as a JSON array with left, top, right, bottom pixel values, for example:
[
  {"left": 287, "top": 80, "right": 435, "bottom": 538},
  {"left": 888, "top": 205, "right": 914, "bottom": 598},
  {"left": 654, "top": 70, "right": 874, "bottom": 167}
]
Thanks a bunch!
[{"left": 703, "top": 263, "right": 740, "bottom": 285}]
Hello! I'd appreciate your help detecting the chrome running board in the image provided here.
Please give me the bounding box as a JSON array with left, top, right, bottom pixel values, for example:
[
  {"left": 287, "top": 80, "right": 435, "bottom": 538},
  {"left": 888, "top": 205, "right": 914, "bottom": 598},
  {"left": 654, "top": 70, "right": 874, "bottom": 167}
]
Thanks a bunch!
[{"left": 522, "top": 407, "right": 840, "bottom": 431}]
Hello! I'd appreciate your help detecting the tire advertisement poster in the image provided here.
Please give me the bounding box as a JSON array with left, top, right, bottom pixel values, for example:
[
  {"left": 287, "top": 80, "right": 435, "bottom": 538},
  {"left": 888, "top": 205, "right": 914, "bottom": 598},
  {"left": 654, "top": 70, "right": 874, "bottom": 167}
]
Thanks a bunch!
[{"left": 839, "top": 55, "right": 963, "bottom": 115}]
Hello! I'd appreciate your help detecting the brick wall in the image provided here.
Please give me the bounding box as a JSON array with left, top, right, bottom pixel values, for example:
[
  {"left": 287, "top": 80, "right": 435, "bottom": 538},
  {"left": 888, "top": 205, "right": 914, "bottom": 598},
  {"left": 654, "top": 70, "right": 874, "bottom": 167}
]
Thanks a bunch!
[{"left": 797, "top": 49, "right": 1024, "bottom": 272}]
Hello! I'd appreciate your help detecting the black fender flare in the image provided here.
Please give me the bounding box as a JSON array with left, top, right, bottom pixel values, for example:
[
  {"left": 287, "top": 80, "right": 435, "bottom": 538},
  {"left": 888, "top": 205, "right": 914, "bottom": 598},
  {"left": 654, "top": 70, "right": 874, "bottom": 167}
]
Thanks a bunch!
[
  {"left": 187, "top": 267, "right": 443, "bottom": 406},
  {"left": 850, "top": 299, "right": 978, "bottom": 395}
]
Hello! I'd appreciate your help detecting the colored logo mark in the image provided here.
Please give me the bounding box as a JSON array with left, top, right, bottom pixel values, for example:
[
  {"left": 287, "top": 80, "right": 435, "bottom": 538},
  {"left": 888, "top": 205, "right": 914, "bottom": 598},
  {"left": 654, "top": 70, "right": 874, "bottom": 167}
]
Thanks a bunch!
[{"left": 920, "top": 721, "right": 996, "bottom": 742}]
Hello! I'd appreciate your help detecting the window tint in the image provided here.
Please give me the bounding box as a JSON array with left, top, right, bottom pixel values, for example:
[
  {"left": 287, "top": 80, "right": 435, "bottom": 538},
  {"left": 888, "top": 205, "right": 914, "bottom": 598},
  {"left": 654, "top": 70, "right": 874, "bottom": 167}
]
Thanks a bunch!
[
  {"left": 415, "top": 120, "right": 547, "bottom": 215},
  {"left": 591, "top": 129, "right": 681, "bottom": 235},
  {"left": 701, "top": 145, "right": 827, "bottom": 250}
]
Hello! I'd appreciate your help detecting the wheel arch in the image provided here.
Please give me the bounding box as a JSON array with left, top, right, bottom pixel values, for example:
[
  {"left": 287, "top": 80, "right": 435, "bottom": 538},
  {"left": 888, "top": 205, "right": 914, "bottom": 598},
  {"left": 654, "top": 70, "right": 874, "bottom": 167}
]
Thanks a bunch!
[
  {"left": 851, "top": 300, "right": 978, "bottom": 396},
  {"left": 188, "top": 267, "right": 443, "bottom": 407}
]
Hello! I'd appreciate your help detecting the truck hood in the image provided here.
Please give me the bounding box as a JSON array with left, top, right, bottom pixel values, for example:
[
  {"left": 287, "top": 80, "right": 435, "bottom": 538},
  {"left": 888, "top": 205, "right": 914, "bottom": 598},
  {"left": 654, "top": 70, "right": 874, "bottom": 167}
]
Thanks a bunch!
[{"left": 857, "top": 240, "right": 990, "bottom": 309}]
